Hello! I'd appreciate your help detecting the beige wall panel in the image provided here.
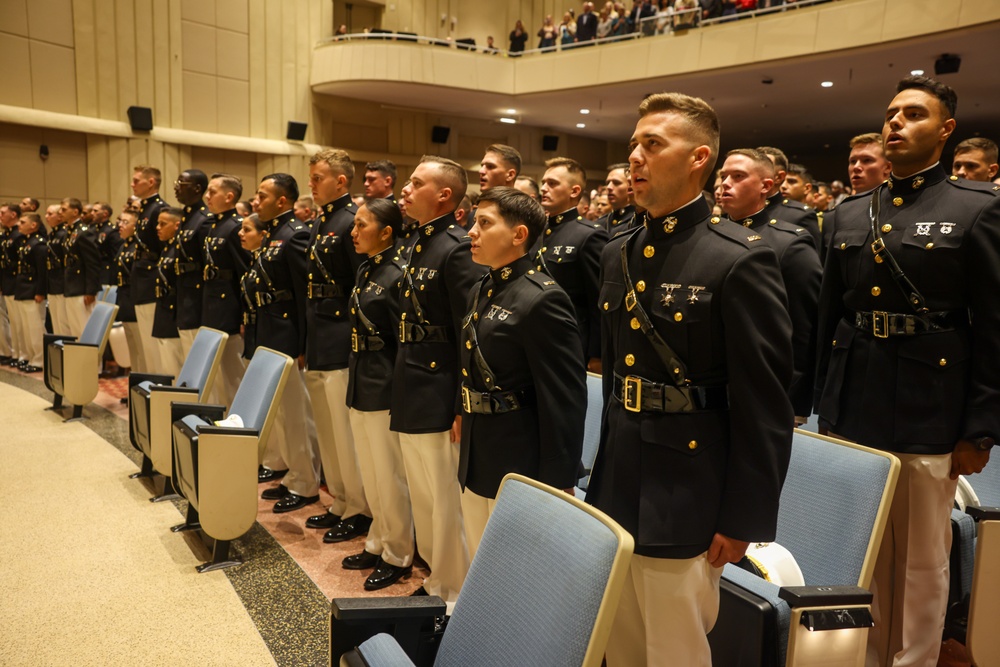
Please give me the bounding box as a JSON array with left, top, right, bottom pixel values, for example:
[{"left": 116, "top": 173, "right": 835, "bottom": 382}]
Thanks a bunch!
[
  {"left": 134, "top": 0, "right": 157, "bottom": 109},
  {"left": 0, "top": 34, "right": 34, "bottom": 108},
  {"left": 95, "top": 8, "right": 120, "bottom": 120},
  {"left": 0, "top": 1, "right": 29, "bottom": 37},
  {"left": 179, "top": 144, "right": 193, "bottom": 170},
  {"left": 440, "top": 52, "right": 479, "bottom": 89},
  {"left": 479, "top": 54, "right": 513, "bottom": 91},
  {"left": 191, "top": 146, "right": 227, "bottom": 173},
  {"left": 320, "top": 0, "right": 335, "bottom": 41},
  {"left": 294, "top": 0, "right": 313, "bottom": 139},
  {"left": 182, "top": 0, "right": 217, "bottom": 24},
  {"left": 645, "top": 33, "right": 702, "bottom": 78},
  {"left": 72, "top": 0, "right": 98, "bottom": 118},
  {"left": 263, "top": 0, "right": 283, "bottom": 138},
  {"left": 814, "top": 0, "right": 885, "bottom": 53},
  {"left": 217, "top": 78, "right": 251, "bottom": 137},
  {"left": 698, "top": 22, "right": 753, "bottom": 72},
  {"left": 280, "top": 2, "right": 298, "bottom": 128},
  {"left": 596, "top": 41, "right": 645, "bottom": 83},
  {"left": 86, "top": 135, "right": 110, "bottom": 201},
  {"left": 225, "top": 150, "right": 259, "bottom": 184},
  {"left": 216, "top": 29, "right": 249, "bottom": 81},
  {"left": 331, "top": 123, "right": 389, "bottom": 155},
  {"left": 0, "top": 124, "right": 45, "bottom": 199},
  {"left": 169, "top": 0, "right": 185, "bottom": 128},
  {"left": 556, "top": 48, "right": 601, "bottom": 91},
  {"left": 247, "top": 0, "right": 266, "bottom": 137},
  {"left": 27, "top": 0, "right": 75, "bottom": 46},
  {"left": 183, "top": 71, "right": 220, "bottom": 133},
  {"left": 217, "top": 0, "right": 250, "bottom": 33},
  {"left": 161, "top": 143, "right": 181, "bottom": 203},
  {"left": 42, "top": 129, "right": 89, "bottom": 199},
  {"left": 128, "top": 138, "right": 149, "bottom": 171},
  {"left": 152, "top": 0, "right": 173, "bottom": 126},
  {"left": 882, "top": 0, "right": 959, "bottom": 41},
  {"left": 115, "top": 0, "right": 139, "bottom": 111},
  {"left": 107, "top": 137, "right": 132, "bottom": 208},
  {"left": 182, "top": 20, "right": 218, "bottom": 76},
  {"left": 958, "top": 0, "right": 1000, "bottom": 24},
  {"left": 30, "top": 42, "right": 78, "bottom": 115},
  {"left": 754, "top": 12, "right": 819, "bottom": 62},
  {"left": 256, "top": 155, "right": 274, "bottom": 180}
]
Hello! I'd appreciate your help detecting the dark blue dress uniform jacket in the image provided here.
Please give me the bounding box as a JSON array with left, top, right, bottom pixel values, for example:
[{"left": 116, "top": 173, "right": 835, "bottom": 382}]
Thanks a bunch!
[
  {"left": 253, "top": 210, "right": 310, "bottom": 358},
  {"left": 46, "top": 225, "right": 68, "bottom": 297},
  {"left": 15, "top": 233, "right": 47, "bottom": 300},
  {"left": 201, "top": 209, "right": 249, "bottom": 334},
  {"left": 132, "top": 194, "right": 168, "bottom": 305},
  {"left": 174, "top": 204, "right": 212, "bottom": 330},
  {"left": 114, "top": 237, "right": 138, "bottom": 322},
  {"left": 63, "top": 221, "right": 101, "bottom": 297}
]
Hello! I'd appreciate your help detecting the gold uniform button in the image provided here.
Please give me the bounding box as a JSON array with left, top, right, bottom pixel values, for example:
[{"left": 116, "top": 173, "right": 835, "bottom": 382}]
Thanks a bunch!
[
  {"left": 925, "top": 242, "right": 934, "bottom": 250},
  {"left": 881, "top": 224, "right": 892, "bottom": 233},
  {"left": 769, "top": 219, "right": 777, "bottom": 225},
  {"left": 465, "top": 341, "right": 472, "bottom": 349},
  {"left": 643, "top": 245, "right": 655, "bottom": 258},
  {"left": 419, "top": 285, "right": 425, "bottom": 290},
  {"left": 430, "top": 362, "right": 436, "bottom": 369},
  {"left": 487, "top": 289, "right": 493, "bottom": 297},
  {"left": 603, "top": 302, "right": 609, "bottom": 310},
  {"left": 636, "top": 280, "right": 646, "bottom": 293},
  {"left": 351, "top": 308, "right": 356, "bottom": 314},
  {"left": 939, "top": 358, "right": 947, "bottom": 367},
  {"left": 415, "top": 245, "right": 421, "bottom": 252},
  {"left": 462, "top": 369, "right": 468, "bottom": 376},
  {"left": 871, "top": 286, "right": 881, "bottom": 296},
  {"left": 950, "top": 175, "right": 959, "bottom": 181},
  {"left": 832, "top": 339, "right": 837, "bottom": 347},
  {"left": 710, "top": 216, "right": 721, "bottom": 224},
  {"left": 541, "top": 247, "right": 547, "bottom": 252},
  {"left": 405, "top": 289, "right": 411, "bottom": 297},
  {"left": 528, "top": 270, "right": 535, "bottom": 274},
  {"left": 674, "top": 312, "right": 683, "bottom": 322},
  {"left": 892, "top": 197, "right": 903, "bottom": 207},
  {"left": 630, "top": 317, "right": 640, "bottom": 330},
  {"left": 688, "top": 440, "right": 698, "bottom": 450},
  {"left": 545, "top": 229, "right": 552, "bottom": 235},
  {"left": 874, "top": 255, "right": 884, "bottom": 264},
  {"left": 840, "top": 242, "right": 846, "bottom": 250},
  {"left": 625, "top": 354, "right": 635, "bottom": 366}
]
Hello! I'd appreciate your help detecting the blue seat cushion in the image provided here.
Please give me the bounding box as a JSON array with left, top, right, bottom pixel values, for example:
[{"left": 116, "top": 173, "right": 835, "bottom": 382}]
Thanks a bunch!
[{"left": 356, "top": 633, "right": 415, "bottom": 666}]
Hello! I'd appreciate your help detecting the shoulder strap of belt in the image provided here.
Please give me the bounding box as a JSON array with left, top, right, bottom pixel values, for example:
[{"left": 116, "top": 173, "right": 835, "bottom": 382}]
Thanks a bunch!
[
  {"left": 868, "top": 185, "right": 929, "bottom": 314},
  {"left": 619, "top": 228, "right": 689, "bottom": 386},
  {"left": 401, "top": 260, "right": 430, "bottom": 325},
  {"left": 308, "top": 233, "right": 337, "bottom": 285},
  {"left": 462, "top": 275, "right": 501, "bottom": 391},
  {"left": 351, "top": 262, "right": 380, "bottom": 336}
]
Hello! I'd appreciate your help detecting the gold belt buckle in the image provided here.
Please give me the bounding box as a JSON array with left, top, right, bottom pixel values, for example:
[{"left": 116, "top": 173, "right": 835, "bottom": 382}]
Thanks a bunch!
[
  {"left": 872, "top": 311, "right": 889, "bottom": 338},
  {"left": 307, "top": 283, "right": 315, "bottom": 299},
  {"left": 623, "top": 375, "right": 642, "bottom": 412},
  {"left": 399, "top": 320, "right": 407, "bottom": 343},
  {"left": 351, "top": 333, "right": 360, "bottom": 352},
  {"left": 461, "top": 385, "right": 472, "bottom": 413},
  {"left": 625, "top": 290, "right": 637, "bottom": 312}
]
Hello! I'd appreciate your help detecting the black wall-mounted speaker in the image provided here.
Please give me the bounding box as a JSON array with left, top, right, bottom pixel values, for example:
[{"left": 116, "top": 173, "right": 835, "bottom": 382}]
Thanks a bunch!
[
  {"left": 542, "top": 135, "right": 559, "bottom": 152},
  {"left": 934, "top": 54, "right": 961, "bottom": 75},
  {"left": 127, "top": 106, "right": 153, "bottom": 131},
  {"left": 431, "top": 125, "right": 451, "bottom": 144},
  {"left": 287, "top": 121, "right": 308, "bottom": 141}
]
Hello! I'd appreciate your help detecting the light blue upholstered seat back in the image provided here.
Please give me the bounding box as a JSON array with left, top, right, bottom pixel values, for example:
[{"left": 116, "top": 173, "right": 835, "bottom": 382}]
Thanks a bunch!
[
  {"left": 969, "top": 459, "right": 1000, "bottom": 507},
  {"left": 578, "top": 373, "right": 604, "bottom": 490},
  {"left": 776, "top": 432, "right": 892, "bottom": 587},
  {"left": 434, "top": 478, "right": 620, "bottom": 667},
  {"left": 228, "top": 348, "right": 288, "bottom": 432},
  {"left": 176, "top": 328, "right": 225, "bottom": 399},
  {"left": 80, "top": 302, "right": 117, "bottom": 346}
]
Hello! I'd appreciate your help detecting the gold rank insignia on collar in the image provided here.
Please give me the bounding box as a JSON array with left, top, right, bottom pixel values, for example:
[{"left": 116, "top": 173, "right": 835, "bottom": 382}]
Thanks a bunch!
[
  {"left": 747, "top": 234, "right": 762, "bottom": 242},
  {"left": 374, "top": 254, "right": 382, "bottom": 264},
  {"left": 664, "top": 217, "right": 678, "bottom": 233},
  {"left": 913, "top": 176, "right": 925, "bottom": 189},
  {"left": 325, "top": 204, "right": 334, "bottom": 212},
  {"left": 710, "top": 216, "right": 721, "bottom": 224},
  {"left": 424, "top": 225, "right": 434, "bottom": 236},
  {"left": 742, "top": 218, "right": 753, "bottom": 227},
  {"left": 500, "top": 266, "right": 512, "bottom": 280}
]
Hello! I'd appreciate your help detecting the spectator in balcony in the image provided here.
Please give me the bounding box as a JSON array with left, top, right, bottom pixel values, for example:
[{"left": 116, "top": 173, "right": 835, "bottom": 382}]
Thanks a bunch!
[
  {"left": 700, "top": 0, "right": 722, "bottom": 20},
  {"left": 610, "top": 2, "right": 629, "bottom": 34},
  {"left": 675, "top": 0, "right": 700, "bottom": 27},
  {"left": 336, "top": 24, "right": 348, "bottom": 36},
  {"left": 655, "top": 0, "right": 674, "bottom": 34},
  {"left": 509, "top": 20, "right": 528, "bottom": 56},
  {"left": 484, "top": 35, "right": 499, "bottom": 54},
  {"left": 597, "top": 7, "right": 613, "bottom": 38},
  {"left": 538, "top": 15, "right": 557, "bottom": 50},
  {"left": 559, "top": 11, "right": 577, "bottom": 47},
  {"left": 735, "top": 0, "right": 758, "bottom": 13},
  {"left": 576, "top": 2, "right": 599, "bottom": 44},
  {"left": 636, "top": 0, "right": 657, "bottom": 35}
]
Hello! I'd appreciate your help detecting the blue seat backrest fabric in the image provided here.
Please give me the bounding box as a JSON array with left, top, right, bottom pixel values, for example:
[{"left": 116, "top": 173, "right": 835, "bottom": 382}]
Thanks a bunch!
[
  {"left": 578, "top": 374, "right": 604, "bottom": 490},
  {"left": 228, "top": 348, "right": 286, "bottom": 432},
  {"left": 80, "top": 302, "right": 116, "bottom": 346},
  {"left": 357, "top": 633, "right": 415, "bottom": 666},
  {"left": 969, "top": 459, "right": 1000, "bottom": 507},
  {"left": 435, "top": 479, "right": 619, "bottom": 667},
  {"left": 177, "top": 329, "right": 225, "bottom": 399}
]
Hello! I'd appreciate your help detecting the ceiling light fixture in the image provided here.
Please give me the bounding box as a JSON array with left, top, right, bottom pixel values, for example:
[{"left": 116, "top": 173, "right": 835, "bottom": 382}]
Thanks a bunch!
[
  {"left": 580, "top": 109, "right": 590, "bottom": 115},
  {"left": 576, "top": 123, "right": 586, "bottom": 129},
  {"left": 821, "top": 81, "right": 834, "bottom": 88},
  {"left": 506, "top": 108, "right": 516, "bottom": 114},
  {"left": 499, "top": 117, "right": 516, "bottom": 124},
  {"left": 911, "top": 69, "right": 924, "bottom": 76}
]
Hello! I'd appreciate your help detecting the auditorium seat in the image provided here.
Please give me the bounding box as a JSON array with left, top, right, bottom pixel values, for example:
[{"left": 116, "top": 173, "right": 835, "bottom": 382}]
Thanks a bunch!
[
  {"left": 168, "top": 346, "right": 292, "bottom": 573},
  {"left": 966, "top": 459, "right": 1000, "bottom": 666},
  {"left": 707, "top": 430, "right": 900, "bottom": 666},
  {"left": 575, "top": 372, "right": 604, "bottom": 500},
  {"left": 333, "top": 473, "right": 634, "bottom": 667},
  {"left": 43, "top": 301, "right": 118, "bottom": 422},
  {"left": 128, "top": 327, "right": 227, "bottom": 501},
  {"left": 97, "top": 285, "right": 117, "bottom": 303}
]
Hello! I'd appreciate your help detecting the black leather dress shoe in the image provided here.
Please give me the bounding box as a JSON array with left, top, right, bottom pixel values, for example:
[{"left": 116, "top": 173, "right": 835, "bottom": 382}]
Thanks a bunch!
[
  {"left": 305, "top": 512, "right": 342, "bottom": 529},
  {"left": 261, "top": 484, "right": 288, "bottom": 501},
  {"left": 258, "top": 466, "right": 288, "bottom": 483},
  {"left": 342, "top": 550, "right": 381, "bottom": 570},
  {"left": 323, "top": 515, "right": 373, "bottom": 543},
  {"left": 409, "top": 586, "right": 428, "bottom": 596},
  {"left": 366, "top": 561, "right": 413, "bottom": 591},
  {"left": 22, "top": 365, "right": 42, "bottom": 374},
  {"left": 273, "top": 492, "right": 320, "bottom": 513}
]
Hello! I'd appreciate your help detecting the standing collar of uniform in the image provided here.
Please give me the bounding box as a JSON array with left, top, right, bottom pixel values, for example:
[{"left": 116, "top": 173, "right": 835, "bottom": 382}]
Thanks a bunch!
[
  {"left": 547, "top": 208, "right": 581, "bottom": 226},
  {"left": 417, "top": 212, "right": 456, "bottom": 237},
  {"left": 887, "top": 162, "right": 945, "bottom": 196},
  {"left": 726, "top": 206, "right": 769, "bottom": 229},
  {"left": 644, "top": 196, "right": 710, "bottom": 241},
  {"left": 267, "top": 209, "right": 296, "bottom": 229},
  {"left": 368, "top": 244, "right": 395, "bottom": 266},
  {"left": 183, "top": 203, "right": 206, "bottom": 220},
  {"left": 67, "top": 218, "right": 83, "bottom": 229},
  {"left": 214, "top": 208, "right": 238, "bottom": 223},
  {"left": 141, "top": 194, "right": 162, "bottom": 207},
  {"left": 489, "top": 254, "right": 533, "bottom": 293},
  {"left": 614, "top": 204, "right": 635, "bottom": 219},
  {"left": 322, "top": 193, "right": 354, "bottom": 216}
]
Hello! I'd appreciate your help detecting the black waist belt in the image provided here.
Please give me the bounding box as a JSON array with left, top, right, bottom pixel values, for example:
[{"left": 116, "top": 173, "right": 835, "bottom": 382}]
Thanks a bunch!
[
  {"left": 243, "top": 312, "right": 256, "bottom": 325},
  {"left": 399, "top": 321, "right": 453, "bottom": 344},
  {"left": 175, "top": 261, "right": 200, "bottom": 275},
  {"left": 852, "top": 310, "right": 967, "bottom": 338},
  {"left": 255, "top": 289, "right": 292, "bottom": 307},
  {"left": 138, "top": 251, "right": 158, "bottom": 262},
  {"left": 462, "top": 384, "right": 534, "bottom": 415},
  {"left": 308, "top": 283, "right": 346, "bottom": 299},
  {"left": 155, "top": 285, "right": 174, "bottom": 299},
  {"left": 351, "top": 332, "right": 385, "bottom": 352},
  {"left": 204, "top": 267, "right": 234, "bottom": 281},
  {"left": 612, "top": 373, "right": 729, "bottom": 413}
]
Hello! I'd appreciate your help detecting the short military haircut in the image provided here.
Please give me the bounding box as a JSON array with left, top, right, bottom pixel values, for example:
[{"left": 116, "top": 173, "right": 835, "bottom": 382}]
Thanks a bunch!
[
  {"left": 21, "top": 212, "right": 42, "bottom": 226},
  {"left": 210, "top": 173, "right": 244, "bottom": 201},
  {"left": 93, "top": 201, "right": 113, "bottom": 217},
  {"left": 364, "top": 196, "right": 404, "bottom": 238},
  {"left": 132, "top": 165, "right": 162, "bottom": 185},
  {"left": 725, "top": 148, "right": 775, "bottom": 177},
  {"left": 23, "top": 197, "right": 39, "bottom": 211},
  {"left": 849, "top": 132, "right": 883, "bottom": 150},
  {"left": 310, "top": 148, "right": 356, "bottom": 185},
  {"left": 160, "top": 207, "right": 183, "bottom": 220},
  {"left": 419, "top": 155, "right": 468, "bottom": 204},
  {"left": 261, "top": 173, "right": 299, "bottom": 203},
  {"left": 786, "top": 163, "right": 813, "bottom": 182},
  {"left": 457, "top": 195, "right": 472, "bottom": 216},
  {"left": 119, "top": 209, "right": 137, "bottom": 221},
  {"left": 607, "top": 162, "right": 629, "bottom": 173},
  {"left": 365, "top": 160, "right": 397, "bottom": 184},
  {"left": 514, "top": 175, "right": 540, "bottom": 198},
  {"left": 897, "top": 75, "right": 957, "bottom": 119},
  {"left": 815, "top": 181, "right": 830, "bottom": 193},
  {"left": 2, "top": 202, "right": 22, "bottom": 217},
  {"left": 485, "top": 144, "right": 522, "bottom": 175},
  {"left": 955, "top": 137, "right": 999, "bottom": 163},
  {"left": 757, "top": 146, "right": 789, "bottom": 172},
  {"left": 639, "top": 92, "right": 720, "bottom": 177},
  {"left": 181, "top": 168, "right": 209, "bottom": 193},
  {"left": 61, "top": 198, "right": 82, "bottom": 213},
  {"left": 544, "top": 157, "right": 587, "bottom": 188},
  {"left": 477, "top": 186, "right": 547, "bottom": 248}
]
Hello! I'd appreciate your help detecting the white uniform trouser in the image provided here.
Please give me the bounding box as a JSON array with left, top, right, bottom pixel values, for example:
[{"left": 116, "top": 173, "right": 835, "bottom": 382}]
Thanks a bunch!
[
  {"left": 397, "top": 430, "right": 469, "bottom": 604},
  {"left": 209, "top": 333, "right": 245, "bottom": 406},
  {"left": 305, "top": 368, "right": 368, "bottom": 520},
  {"left": 178, "top": 328, "right": 198, "bottom": 359},
  {"left": 4, "top": 295, "right": 23, "bottom": 361},
  {"left": 48, "top": 294, "right": 69, "bottom": 337},
  {"left": 351, "top": 409, "right": 413, "bottom": 568},
  {"left": 122, "top": 321, "right": 146, "bottom": 372},
  {"left": 64, "top": 295, "right": 93, "bottom": 340},
  {"left": 0, "top": 294, "right": 11, "bottom": 356},
  {"left": 156, "top": 336, "right": 185, "bottom": 380},
  {"left": 606, "top": 552, "right": 723, "bottom": 667},
  {"left": 867, "top": 453, "right": 957, "bottom": 667},
  {"left": 460, "top": 488, "right": 496, "bottom": 561},
  {"left": 14, "top": 299, "right": 46, "bottom": 367},
  {"left": 271, "top": 366, "right": 320, "bottom": 497},
  {"left": 133, "top": 303, "right": 162, "bottom": 372}
]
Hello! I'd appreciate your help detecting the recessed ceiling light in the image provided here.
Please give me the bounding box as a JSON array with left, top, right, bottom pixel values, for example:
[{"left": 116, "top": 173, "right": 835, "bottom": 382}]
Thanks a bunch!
[
  {"left": 576, "top": 123, "right": 586, "bottom": 129},
  {"left": 911, "top": 69, "right": 924, "bottom": 76},
  {"left": 506, "top": 108, "right": 516, "bottom": 114},
  {"left": 580, "top": 109, "right": 590, "bottom": 115},
  {"left": 821, "top": 81, "right": 834, "bottom": 88},
  {"left": 499, "top": 117, "right": 516, "bottom": 124}
]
